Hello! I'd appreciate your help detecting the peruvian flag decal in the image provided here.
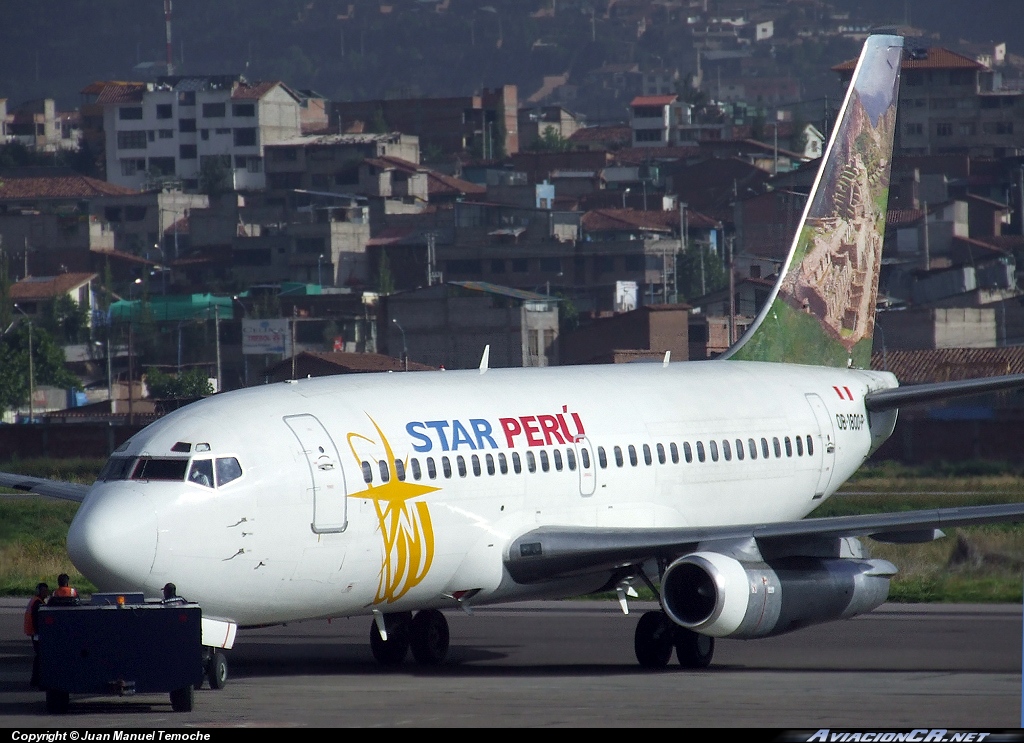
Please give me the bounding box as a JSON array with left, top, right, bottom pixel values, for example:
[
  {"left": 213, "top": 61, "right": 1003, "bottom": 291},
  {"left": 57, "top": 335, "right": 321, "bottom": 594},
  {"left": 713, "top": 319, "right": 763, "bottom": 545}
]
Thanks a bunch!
[{"left": 832, "top": 386, "right": 854, "bottom": 401}]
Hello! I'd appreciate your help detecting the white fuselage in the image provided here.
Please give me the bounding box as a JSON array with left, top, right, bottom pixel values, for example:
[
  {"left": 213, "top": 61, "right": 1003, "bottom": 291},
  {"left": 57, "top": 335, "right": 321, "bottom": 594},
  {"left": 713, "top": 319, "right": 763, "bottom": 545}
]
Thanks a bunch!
[{"left": 67, "top": 360, "right": 897, "bottom": 627}]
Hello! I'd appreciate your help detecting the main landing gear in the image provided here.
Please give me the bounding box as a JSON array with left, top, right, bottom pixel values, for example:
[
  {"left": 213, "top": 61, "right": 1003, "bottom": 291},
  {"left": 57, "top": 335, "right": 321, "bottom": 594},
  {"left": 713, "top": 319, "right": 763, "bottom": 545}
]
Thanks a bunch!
[
  {"left": 634, "top": 610, "right": 714, "bottom": 669},
  {"left": 370, "top": 609, "right": 450, "bottom": 667},
  {"left": 197, "top": 647, "right": 228, "bottom": 689}
]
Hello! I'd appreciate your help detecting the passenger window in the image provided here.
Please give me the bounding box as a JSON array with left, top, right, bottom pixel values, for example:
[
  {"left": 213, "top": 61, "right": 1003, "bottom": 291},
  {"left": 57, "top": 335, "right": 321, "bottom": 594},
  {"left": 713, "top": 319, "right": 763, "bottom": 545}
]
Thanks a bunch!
[
  {"left": 526, "top": 451, "right": 537, "bottom": 473},
  {"left": 656, "top": 443, "right": 666, "bottom": 464},
  {"left": 411, "top": 458, "right": 422, "bottom": 481},
  {"left": 709, "top": 440, "right": 719, "bottom": 462},
  {"left": 761, "top": 438, "right": 769, "bottom": 459},
  {"left": 598, "top": 447, "right": 608, "bottom": 468},
  {"left": 361, "top": 461, "right": 373, "bottom": 484},
  {"left": 580, "top": 448, "right": 589, "bottom": 469},
  {"left": 614, "top": 446, "right": 624, "bottom": 467},
  {"left": 457, "top": 456, "right": 467, "bottom": 477},
  {"left": 498, "top": 452, "right": 508, "bottom": 474},
  {"left": 806, "top": 435, "right": 814, "bottom": 455},
  {"left": 773, "top": 437, "right": 782, "bottom": 458},
  {"left": 628, "top": 445, "right": 638, "bottom": 466},
  {"left": 796, "top": 436, "right": 804, "bottom": 456},
  {"left": 512, "top": 452, "right": 522, "bottom": 474},
  {"left": 567, "top": 448, "right": 577, "bottom": 470},
  {"left": 395, "top": 459, "right": 406, "bottom": 481},
  {"left": 722, "top": 440, "right": 732, "bottom": 461},
  {"left": 553, "top": 449, "right": 563, "bottom": 471},
  {"left": 695, "top": 441, "right": 705, "bottom": 463},
  {"left": 680, "top": 442, "right": 689, "bottom": 463},
  {"left": 442, "top": 457, "right": 452, "bottom": 478},
  {"left": 643, "top": 444, "right": 652, "bottom": 465},
  {"left": 785, "top": 437, "right": 793, "bottom": 457},
  {"left": 540, "top": 450, "right": 550, "bottom": 472},
  {"left": 735, "top": 439, "right": 744, "bottom": 461},
  {"left": 427, "top": 457, "right": 437, "bottom": 479},
  {"left": 486, "top": 453, "right": 496, "bottom": 475},
  {"left": 215, "top": 457, "right": 242, "bottom": 486},
  {"left": 188, "top": 459, "right": 214, "bottom": 488},
  {"left": 748, "top": 439, "right": 757, "bottom": 460},
  {"left": 378, "top": 460, "right": 391, "bottom": 483},
  {"left": 471, "top": 455, "right": 481, "bottom": 476}
]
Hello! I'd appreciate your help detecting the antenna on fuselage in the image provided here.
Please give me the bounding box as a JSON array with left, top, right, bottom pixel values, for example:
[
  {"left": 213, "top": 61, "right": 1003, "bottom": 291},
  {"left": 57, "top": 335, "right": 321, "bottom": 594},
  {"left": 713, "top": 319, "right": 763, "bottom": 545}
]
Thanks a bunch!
[
  {"left": 479, "top": 345, "right": 490, "bottom": 374},
  {"left": 662, "top": 351, "right": 671, "bottom": 367}
]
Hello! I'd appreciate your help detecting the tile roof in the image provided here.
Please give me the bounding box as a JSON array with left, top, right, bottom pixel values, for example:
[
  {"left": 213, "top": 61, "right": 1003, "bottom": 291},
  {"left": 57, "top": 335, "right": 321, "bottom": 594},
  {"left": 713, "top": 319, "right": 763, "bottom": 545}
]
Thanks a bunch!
[
  {"left": 0, "top": 171, "right": 137, "bottom": 200},
  {"left": 368, "top": 156, "right": 485, "bottom": 197},
  {"left": 568, "top": 125, "right": 632, "bottom": 145},
  {"left": 89, "top": 82, "right": 148, "bottom": 104},
  {"left": 611, "top": 146, "right": 701, "bottom": 165},
  {"left": 582, "top": 207, "right": 720, "bottom": 233},
  {"left": 887, "top": 208, "right": 925, "bottom": 227},
  {"left": 833, "top": 47, "right": 985, "bottom": 73},
  {"left": 631, "top": 95, "right": 678, "bottom": 107},
  {"left": 10, "top": 273, "right": 98, "bottom": 302},
  {"left": 231, "top": 81, "right": 283, "bottom": 100},
  {"left": 871, "top": 348, "right": 1024, "bottom": 385}
]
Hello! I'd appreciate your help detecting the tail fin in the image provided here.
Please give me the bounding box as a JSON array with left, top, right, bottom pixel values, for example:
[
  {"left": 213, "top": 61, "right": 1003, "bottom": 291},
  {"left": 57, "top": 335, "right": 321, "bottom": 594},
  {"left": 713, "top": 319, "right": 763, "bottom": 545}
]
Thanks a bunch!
[{"left": 725, "top": 35, "right": 903, "bottom": 368}]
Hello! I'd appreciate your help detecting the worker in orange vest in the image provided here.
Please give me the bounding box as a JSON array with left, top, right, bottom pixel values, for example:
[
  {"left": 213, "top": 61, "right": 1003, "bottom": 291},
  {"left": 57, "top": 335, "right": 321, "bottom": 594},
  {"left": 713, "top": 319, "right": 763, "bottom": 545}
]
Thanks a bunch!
[
  {"left": 24, "top": 582, "right": 49, "bottom": 688},
  {"left": 49, "top": 573, "right": 78, "bottom": 603}
]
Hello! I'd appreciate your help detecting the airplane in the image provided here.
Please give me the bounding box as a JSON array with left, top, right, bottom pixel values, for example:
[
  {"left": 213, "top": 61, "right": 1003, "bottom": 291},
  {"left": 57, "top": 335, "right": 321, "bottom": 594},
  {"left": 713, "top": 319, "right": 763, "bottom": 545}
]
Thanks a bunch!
[{"left": 6, "top": 34, "right": 1024, "bottom": 684}]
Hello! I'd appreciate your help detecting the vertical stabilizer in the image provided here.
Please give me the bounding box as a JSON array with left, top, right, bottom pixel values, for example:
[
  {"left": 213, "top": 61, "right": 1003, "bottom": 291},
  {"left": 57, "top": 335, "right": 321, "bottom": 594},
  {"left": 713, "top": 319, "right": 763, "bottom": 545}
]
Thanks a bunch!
[{"left": 725, "top": 35, "right": 903, "bottom": 368}]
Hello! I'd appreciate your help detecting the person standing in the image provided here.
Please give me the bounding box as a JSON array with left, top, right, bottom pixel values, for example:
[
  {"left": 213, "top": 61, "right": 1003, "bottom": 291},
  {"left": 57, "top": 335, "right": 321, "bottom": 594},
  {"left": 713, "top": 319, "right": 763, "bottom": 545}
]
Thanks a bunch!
[{"left": 24, "top": 582, "right": 49, "bottom": 687}]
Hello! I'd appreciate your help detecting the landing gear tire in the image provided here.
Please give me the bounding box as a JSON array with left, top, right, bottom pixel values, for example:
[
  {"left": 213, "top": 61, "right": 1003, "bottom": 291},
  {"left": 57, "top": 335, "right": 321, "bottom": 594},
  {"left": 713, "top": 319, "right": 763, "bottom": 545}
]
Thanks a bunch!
[
  {"left": 369, "top": 611, "right": 412, "bottom": 666},
  {"left": 170, "top": 685, "right": 194, "bottom": 712},
  {"left": 410, "top": 609, "right": 450, "bottom": 666},
  {"left": 45, "top": 689, "right": 69, "bottom": 714},
  {"left": 207, "top": 651, "right": 228, "bottom": 689},
  {"left": 634, "top": 610, "right": 674, "bottom": 669},
  {"left": 675, "top": 628, "right": 714, "bottom": 669}
]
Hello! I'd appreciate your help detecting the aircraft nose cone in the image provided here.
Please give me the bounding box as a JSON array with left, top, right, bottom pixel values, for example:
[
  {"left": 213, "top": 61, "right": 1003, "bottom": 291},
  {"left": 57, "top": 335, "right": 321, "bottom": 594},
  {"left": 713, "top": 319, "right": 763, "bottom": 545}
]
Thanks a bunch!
[{"left": 67, "top": 488, "right": 158, "bottom": 591}]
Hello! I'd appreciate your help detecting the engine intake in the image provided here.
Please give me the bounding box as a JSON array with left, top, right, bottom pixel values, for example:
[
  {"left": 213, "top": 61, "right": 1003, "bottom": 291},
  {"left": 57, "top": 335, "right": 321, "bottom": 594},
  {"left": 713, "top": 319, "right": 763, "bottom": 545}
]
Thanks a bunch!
[{"left": 660, "top": 551, "right": 895, "bottom": 639}]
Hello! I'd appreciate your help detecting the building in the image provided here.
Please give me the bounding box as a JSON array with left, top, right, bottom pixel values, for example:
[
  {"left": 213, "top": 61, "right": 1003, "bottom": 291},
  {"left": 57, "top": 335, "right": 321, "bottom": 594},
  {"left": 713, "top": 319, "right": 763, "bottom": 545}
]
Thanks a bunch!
[
  {"left": 85, "top": 75, "right": 303, "bottom": 192},
  {"left": 9, "top": 272, "right": 98, "bottom": 321},
  {"left": 384, "top": 281, "right": 559, "bottom": 370},
  {"left": 629, "top": 95, "right": 693, "bottom": 148},
  {"left": 332, "top": 86, "right": 519, "bottom": 159},
  {"left": 834, "top": 47, "right": 1024, "bottom": 158},
  {"left": 263, "top": 132, "right": 421, "bottom": 193},
  {"left": 1, "top": 98, "right": 80, "bottom": 153},
  {"left": 559, "top": 304, "right": 689, "bottom": 365}
]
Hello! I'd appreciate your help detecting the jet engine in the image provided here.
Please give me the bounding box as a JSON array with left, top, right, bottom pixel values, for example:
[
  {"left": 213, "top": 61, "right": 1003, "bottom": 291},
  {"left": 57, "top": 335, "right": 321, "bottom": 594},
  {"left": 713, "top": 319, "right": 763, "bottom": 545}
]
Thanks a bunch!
[{"left": 660, "top": 550, "right": 895, "bottom": 639}]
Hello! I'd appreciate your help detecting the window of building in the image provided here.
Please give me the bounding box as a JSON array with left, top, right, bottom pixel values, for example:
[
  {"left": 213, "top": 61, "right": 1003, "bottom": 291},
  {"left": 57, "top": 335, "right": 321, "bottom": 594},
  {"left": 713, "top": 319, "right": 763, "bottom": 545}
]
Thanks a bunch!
[
  {"left": 178, "top": 91, "right": 196, "bottom": 106},
  {"left": 936, "top": 122, "right": 953, "bottom": 137},
  {"left": 120, "top": 158, "right": 146, "bottom": 176},
  {"left": 178, "top": 118, "right": 196, "bottom": 133},
  {"left": 180, "top": 144, "right": 197, "bottom": 160},
  {"left": 904, "top": 123, "right": 923, "bottom": 136},
  {"left": 159, "top": 129, "right": 174, "bottom": 139},
  {"left": 234, "top": 127, "right": 257, "bottom": 147},
  {"left": 117, "top": 130, "right": 147, "bottom": 150},
  {"left": 511, "top": 258, "right": 529, "bottom": 273},
  {"left": 233, "top": 103, "right": 255, "bottom": 117},
  {"left": 119, "top": 106, "right": 143, "bottom": 120},
  {"left": 635, "top": 129, "right": 663, "bottom": 142},
  {"left": 156, "top": 104, "right": 173, "bottom": 120},
  {"left": 203, "top": 102, "right": 226, "bottom": 118},
  {"left": 201, "top": 129, "right": 210, "bottom": 141},
  {"left": 149, "top": 157, "right": 175, "bottom": 176}
]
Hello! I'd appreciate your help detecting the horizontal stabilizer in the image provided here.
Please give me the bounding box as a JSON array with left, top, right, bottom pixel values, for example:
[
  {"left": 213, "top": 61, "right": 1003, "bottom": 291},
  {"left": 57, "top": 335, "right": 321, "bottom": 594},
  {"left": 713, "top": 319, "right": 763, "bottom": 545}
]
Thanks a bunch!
[
  {"left": 0, "top": 471, "right": 89, "bottom": 502},
  {"left": 865, "top": 373, "right": 1024, "bottom": 411}
]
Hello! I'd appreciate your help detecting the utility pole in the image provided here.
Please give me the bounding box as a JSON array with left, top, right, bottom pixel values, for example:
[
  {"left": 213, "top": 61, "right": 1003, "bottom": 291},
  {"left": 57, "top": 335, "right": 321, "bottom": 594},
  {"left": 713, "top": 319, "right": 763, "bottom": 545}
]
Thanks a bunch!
[
  {"left": 728, "top": 235, "right": 736, "bottom": 344},
  {"left": 214, "top": 304, "right": 222, "bottom": 393},
  {"left": 13, "top": 304, "right": 33, "bottom": 423}
]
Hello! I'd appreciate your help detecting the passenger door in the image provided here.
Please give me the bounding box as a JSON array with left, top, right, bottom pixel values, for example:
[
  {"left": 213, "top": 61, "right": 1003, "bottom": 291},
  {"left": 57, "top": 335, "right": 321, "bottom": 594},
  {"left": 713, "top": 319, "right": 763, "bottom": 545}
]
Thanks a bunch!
[{"left": 284, "top": 414, "right": 348, "bottom": 534}]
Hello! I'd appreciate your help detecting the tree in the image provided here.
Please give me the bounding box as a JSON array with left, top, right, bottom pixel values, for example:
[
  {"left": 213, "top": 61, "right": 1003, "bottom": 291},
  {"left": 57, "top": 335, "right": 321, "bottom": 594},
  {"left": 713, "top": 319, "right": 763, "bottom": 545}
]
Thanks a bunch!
[
  {"left": 530, "top": 125, "right": 573, "bottom": 153},
  {"left": 199, "top": 156, "right": 231, "bottom": 199},
  {"left": 41, "top": 295, "right": 89, "bottom": 344},
  {"left": 0, "top": 324, "right": 81, "bottom": 413},
  {"left": 145, "top": 367, "right": 213, "bottom": 399},
  {"left": 677, "top": 245, "right": 728, "bottom": 301},
  {"left": 376, "top": 250, "right": 395, "bottom": 295},
  {"left": 0, "top": 252, "right": 11, "bottom": 335}
]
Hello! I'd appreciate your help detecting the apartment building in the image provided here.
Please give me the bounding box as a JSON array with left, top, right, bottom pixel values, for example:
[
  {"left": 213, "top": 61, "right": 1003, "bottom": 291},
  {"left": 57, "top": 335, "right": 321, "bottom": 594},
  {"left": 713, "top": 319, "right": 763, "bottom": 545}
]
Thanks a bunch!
[
  {"left": 834, "top": 47, "right": 1024, "bottom": 158},
  {"left": 85, "top": 76, "right": 302, "bottom": 192}
]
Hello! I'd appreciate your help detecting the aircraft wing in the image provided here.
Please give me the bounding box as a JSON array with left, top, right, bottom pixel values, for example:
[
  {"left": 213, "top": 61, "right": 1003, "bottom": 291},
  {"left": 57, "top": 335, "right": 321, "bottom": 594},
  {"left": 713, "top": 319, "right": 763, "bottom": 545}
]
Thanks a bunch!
[
  {"left": 0, "top": 471, "right": 89, "bottom": 502},
  {"left": 505, "top": 502, "right": 1024, "bottom": 583}
]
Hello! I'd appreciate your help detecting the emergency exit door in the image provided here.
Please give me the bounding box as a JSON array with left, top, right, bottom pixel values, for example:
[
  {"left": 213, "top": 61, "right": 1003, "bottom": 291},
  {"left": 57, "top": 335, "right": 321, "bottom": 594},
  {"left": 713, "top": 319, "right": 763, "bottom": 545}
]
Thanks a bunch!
[{"left": 285, "top": 414, "right": 348, "bottom": 534}]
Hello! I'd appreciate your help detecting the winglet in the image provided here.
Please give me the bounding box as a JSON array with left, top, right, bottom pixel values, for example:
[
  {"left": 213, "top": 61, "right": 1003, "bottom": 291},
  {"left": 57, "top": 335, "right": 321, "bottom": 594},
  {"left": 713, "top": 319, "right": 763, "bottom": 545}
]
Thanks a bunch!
[{"left": 479, "top": 345, "right": 490, "bottom": 374}]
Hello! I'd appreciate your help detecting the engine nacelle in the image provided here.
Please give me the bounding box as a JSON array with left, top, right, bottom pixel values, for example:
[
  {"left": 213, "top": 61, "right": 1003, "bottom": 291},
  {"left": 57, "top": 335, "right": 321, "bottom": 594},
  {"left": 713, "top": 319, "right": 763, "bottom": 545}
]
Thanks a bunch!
[{"left": 660, "top": 551, "right": 895, "bottom": 639}]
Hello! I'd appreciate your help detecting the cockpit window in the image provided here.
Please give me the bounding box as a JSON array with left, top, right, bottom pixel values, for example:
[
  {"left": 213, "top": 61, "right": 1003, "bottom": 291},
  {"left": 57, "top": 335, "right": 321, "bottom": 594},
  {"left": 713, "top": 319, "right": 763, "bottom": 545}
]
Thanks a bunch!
[
  {"left": 133, "top": 457, "right": 189, "bottom": 481},
  {"left": 98, "top": 455, "right": 136, "bottom": 481},
  {"left": 215, "top": 457, "right": 242, "bottom": 486},
  {"left": 187, "top": 459, "right": 214, "bottom": 488}
]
